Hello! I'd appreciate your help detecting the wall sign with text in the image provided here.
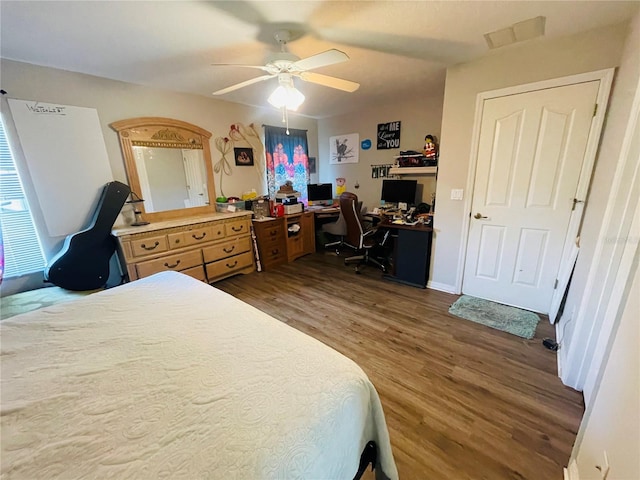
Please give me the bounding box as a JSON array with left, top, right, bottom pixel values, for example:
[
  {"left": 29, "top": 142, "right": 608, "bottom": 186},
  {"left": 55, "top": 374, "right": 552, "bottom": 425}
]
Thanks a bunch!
[{"left": 377, "top": 121, "right": 401, "bottom": 149}]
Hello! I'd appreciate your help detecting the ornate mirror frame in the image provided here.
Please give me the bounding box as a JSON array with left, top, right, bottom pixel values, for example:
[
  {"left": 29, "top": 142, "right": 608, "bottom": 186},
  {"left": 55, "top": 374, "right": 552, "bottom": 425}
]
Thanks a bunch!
[{"left": 110, "top": 117, "right": 216, "bottom": 223}]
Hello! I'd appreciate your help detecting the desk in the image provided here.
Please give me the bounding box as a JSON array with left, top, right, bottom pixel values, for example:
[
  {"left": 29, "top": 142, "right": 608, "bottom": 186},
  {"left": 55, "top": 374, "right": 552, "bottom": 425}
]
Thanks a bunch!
[
  {"left": 378, "top": 218, "right": 433, "bottom": 288},
  {"left": 252, "top": 211, "right": 316, "bottom": 269},
  {"left": 307, "top": 205, "right": 340, "bottom": 219}
]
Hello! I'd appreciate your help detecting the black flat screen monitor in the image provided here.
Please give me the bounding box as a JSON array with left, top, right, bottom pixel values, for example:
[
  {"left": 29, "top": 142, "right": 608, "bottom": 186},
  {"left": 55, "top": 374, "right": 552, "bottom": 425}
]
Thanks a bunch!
[
  {"left": 307, "top": 183, "right": 333, "bottom": 204},
  {"left": 381, "top": 179, "right": 417, "bottom": 205}
]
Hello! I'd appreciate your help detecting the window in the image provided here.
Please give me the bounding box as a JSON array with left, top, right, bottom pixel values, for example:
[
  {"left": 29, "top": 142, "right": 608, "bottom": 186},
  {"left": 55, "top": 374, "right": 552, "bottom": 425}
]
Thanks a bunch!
[
  {"left": 264, "top": 126, "right": 310, "bottom": 202},
  {"left": 0, "top": 120, "right": 46, "bottom": 279}
]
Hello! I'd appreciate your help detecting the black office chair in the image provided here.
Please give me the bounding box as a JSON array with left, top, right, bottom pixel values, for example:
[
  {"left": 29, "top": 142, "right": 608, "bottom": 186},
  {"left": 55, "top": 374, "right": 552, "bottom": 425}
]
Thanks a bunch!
[
  {"left": 340, "top": 192, "right": 387, "bottom": 273},
  {"left": 321, "top": 200, "right": 363, "bottom": 254}
]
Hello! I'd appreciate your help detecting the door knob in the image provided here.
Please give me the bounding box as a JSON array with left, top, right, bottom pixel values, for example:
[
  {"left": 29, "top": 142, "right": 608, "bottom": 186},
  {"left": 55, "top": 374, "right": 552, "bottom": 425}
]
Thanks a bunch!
[{"left": 474, "top": 213, "right": 488, "bottom": 219}]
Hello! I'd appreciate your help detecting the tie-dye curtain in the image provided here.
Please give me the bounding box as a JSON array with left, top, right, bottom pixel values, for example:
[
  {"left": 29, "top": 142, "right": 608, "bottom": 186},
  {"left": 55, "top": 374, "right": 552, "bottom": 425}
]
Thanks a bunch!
[
  {"left": 264, "top": 126, "right": 309, "bottom": 202},
  {"left": 0, "top": 222, "right": 4, "bottom": 285}
]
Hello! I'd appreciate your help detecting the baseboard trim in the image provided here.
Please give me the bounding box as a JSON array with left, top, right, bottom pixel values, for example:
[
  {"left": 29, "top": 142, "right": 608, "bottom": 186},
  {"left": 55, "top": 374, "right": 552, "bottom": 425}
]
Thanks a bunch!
[
  {"left": 563, "top": 459, "right": 580, "bottom": 480},
  {"left": 427, "top": 281, "right": 457, "bottom": 294},
  {"left": 556, "top": 322, "right": 564, "bottom": 379}
]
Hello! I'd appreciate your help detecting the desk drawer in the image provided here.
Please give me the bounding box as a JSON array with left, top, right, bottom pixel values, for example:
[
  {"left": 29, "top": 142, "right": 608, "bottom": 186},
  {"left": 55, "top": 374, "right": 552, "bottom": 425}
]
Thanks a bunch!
[
  {"left": 136, "top": 249, "right": 203, "bottom": 278},
  {"left": 256, "top": 224, "right": 283, "bottom": 240},
  {"left": 206, "top": 251, "right": 253, "bottom": 279},
  {"left": 287, "top": 235, "right": 304, "bottom": 258},
  {"left": 202, "top": 236, "right": 252, "bottom": 263},
  {"left": 131, "top": 235, "right": 169, "bottom": 257},
  {"left": 258, "top": 233, "right": 285, "bottom": 250},
  {"left": 226, "top": 219, "right": 250, "bottom": 237},
  {"left": 260, "top": 246, "right": 286, "bottom": 270}
]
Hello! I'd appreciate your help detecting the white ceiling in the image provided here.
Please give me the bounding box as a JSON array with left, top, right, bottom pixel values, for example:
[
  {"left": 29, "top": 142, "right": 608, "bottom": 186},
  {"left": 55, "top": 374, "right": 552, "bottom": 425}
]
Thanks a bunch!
[{"left": 1, "top": 1, "right": 638, "bottom": 119}]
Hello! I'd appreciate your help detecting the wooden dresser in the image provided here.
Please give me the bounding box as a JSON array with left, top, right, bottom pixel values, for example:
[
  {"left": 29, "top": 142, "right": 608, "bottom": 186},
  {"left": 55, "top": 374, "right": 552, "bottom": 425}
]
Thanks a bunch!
[{"left": 112, "top": 211, "right": 254, "bottom": 283}]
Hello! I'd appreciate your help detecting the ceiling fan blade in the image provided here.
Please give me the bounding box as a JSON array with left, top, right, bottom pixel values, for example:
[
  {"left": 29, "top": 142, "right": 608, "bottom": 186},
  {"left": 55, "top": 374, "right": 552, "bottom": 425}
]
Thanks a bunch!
[
  {"left": 291, "top": 49, "right": 349, "bottom": 72},
  {"left": 211, "top": 64, "right": 272, "bottom": 72},
  {"left": 212, "top": 74, "right": 274, "bottom": 96},
  {"left": 297, "top": 72, "right": 360, "bottom": 93}
]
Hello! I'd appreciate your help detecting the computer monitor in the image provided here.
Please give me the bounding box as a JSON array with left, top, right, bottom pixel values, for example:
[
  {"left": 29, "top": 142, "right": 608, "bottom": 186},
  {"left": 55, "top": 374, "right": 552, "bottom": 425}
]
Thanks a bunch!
[
  {"left": 381, "top": 179, "right": 418, "bottom": 206},
  {"left": 307, "top": 183, "right": 333, "bottom": 205}
]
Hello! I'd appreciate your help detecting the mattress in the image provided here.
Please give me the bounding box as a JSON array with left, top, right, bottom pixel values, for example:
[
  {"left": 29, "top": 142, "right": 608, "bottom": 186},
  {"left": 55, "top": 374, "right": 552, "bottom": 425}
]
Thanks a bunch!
[{"left": 0, "top": 271, "right": 398, "bottom": 479}]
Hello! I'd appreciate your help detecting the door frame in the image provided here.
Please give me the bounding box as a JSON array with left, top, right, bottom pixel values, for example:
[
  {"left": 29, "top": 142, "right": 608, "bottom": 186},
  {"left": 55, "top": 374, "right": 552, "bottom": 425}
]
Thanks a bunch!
[{"left": 454, "top": 69, "right": 615, "bottom": 311}]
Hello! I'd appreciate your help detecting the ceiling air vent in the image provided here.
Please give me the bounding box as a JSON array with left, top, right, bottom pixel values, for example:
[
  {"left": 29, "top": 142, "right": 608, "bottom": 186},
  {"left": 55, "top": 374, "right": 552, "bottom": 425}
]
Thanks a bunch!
[{"left": 484, "top": 16, "right": 546, "bottom": 49}]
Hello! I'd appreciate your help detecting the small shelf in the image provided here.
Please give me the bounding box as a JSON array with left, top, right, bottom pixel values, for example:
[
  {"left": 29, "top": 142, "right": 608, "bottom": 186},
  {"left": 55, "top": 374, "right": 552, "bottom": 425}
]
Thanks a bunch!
[{"left": 389, "top": 166, "right": 437, "bottom": 175}]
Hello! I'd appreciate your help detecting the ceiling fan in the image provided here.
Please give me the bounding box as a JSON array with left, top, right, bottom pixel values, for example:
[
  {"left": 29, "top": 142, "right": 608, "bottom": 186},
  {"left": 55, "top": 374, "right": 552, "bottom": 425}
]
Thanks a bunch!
[{"left": 211, "top": 30, "right": 360, "bottom": 101}]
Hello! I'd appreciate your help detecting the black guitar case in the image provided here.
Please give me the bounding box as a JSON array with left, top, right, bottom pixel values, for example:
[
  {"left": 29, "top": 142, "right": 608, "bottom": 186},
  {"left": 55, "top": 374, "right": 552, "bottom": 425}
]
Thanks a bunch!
[{"left": 44, "top": 181, "right": 131, "bottom": 291}]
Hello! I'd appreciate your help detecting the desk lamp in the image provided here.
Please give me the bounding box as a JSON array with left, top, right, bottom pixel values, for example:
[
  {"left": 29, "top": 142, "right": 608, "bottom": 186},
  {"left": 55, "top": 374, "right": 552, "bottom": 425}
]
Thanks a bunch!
[{"left": 126, "top": 191, "right": 149, "bottom": 226}]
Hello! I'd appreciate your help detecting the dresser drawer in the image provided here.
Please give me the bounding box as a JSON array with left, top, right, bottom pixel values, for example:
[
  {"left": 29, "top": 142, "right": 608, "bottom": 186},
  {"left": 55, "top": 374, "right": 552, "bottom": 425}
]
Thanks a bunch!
[
  {"left": 205, "top": 251, "right": 253, "bottom": 279},
  {"left": 135, "top": 249, "right": 203, "bottom": 278},
  {"left": 225, "top": 219, "right": 250, "bottom": 237},
  {"left": 131, "top": 235, "right": 169, "bottom": 257},
  {"left": 202, "top": 236, "right": 252, "bottom": 263},
  {"left": 168, "top": 226, "right": 225, "bottom": 249},
  {"left": 180, "top": 265, "right": 207, "bottom": 282}
]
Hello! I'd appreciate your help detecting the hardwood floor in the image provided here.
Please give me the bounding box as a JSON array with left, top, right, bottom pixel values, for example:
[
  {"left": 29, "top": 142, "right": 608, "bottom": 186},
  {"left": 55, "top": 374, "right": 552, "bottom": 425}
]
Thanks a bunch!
[{"left": 215, "top": 252, "right": 584, "bottom": 480}]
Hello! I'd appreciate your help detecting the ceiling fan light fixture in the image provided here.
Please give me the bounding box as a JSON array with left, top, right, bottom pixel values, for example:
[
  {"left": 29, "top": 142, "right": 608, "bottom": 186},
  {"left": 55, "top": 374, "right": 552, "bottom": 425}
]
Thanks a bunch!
[{"left": 268, "top": 74, "right": 305, "bottom": 111}]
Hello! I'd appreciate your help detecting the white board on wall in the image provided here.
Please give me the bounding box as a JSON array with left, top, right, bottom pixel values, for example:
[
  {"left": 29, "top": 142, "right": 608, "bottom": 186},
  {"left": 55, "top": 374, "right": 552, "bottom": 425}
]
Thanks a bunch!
[{"left": 7, "top": 99, "right": 114, "bottom": 237}]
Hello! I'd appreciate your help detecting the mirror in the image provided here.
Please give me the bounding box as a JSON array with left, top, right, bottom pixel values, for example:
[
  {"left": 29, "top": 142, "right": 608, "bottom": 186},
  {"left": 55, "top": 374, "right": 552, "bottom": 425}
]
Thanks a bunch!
[{"left": 110, "top": 117, "right": 217, "bottom": 223}]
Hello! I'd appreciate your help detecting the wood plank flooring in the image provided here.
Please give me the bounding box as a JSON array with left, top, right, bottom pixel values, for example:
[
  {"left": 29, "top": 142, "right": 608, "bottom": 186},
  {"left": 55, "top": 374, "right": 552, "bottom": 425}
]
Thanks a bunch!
[{"left": 215, "top": 251, "right": 584, "bottom": 480}]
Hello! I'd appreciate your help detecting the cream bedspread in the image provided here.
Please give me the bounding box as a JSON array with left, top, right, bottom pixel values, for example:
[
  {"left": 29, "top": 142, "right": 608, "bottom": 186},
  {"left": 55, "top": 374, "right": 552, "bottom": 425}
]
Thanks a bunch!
[{"left": 1, "top": 271, "right": 398, "bottom": 479}]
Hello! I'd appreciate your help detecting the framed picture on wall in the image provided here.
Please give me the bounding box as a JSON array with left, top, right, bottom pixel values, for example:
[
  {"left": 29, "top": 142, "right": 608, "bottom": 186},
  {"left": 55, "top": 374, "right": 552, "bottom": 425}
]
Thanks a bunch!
[
  {"left": 234, "top": 147, "right": 254, "bottom": 166},
  {"left": 329, "top": 133, "right": 359, "bottom": 164},
  {"left": 308, "top": 156, "right": 317, "bottom": 174}
]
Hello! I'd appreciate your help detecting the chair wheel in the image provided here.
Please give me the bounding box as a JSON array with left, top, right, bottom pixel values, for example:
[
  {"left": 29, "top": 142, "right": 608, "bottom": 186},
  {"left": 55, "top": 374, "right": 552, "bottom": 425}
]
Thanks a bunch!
[{"left": 355, "top": 270, "right": 361, "bottom": 274}]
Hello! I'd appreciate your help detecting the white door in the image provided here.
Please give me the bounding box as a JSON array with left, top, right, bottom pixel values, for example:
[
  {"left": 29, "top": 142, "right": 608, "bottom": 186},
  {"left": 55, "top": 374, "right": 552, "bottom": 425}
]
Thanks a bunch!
[
  {"left": 463, "top": 81, "right": 600, "bottom": 313},
  {"left": 182, "top": 149, "right": 207, "bottom": 208}
]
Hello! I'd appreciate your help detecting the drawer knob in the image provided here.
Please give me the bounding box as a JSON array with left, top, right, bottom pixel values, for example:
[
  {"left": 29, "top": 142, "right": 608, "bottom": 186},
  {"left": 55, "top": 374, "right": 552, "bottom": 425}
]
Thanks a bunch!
[
  {"left": 226, "top": 260, "right": 238, "bottom": 269},
  {"left": 164, "top": 260, "right": 181, "bottom": 269},
  {"left": 141, "top": 241, "right": 160, "bottom": 250},
  {"left": 271, "top": 249, "right": 279, "bottom": 255},
  {"left": 192, "top": 233, "right": 206, "bottom": 240},
  {"left": 223, "top": 245, "right": 235, "bottom": 253}
]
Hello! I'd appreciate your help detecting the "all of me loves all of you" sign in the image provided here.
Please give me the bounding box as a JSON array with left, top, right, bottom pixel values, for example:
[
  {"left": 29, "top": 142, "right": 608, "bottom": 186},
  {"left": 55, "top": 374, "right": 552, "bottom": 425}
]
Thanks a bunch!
[{"left": 377, "top": 121, "right": 401, "bottom": 149}]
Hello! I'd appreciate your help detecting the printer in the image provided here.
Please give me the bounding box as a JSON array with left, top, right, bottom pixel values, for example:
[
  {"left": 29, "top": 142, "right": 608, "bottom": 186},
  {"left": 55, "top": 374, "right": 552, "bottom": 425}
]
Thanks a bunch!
[
  {"left": 282, "top": 196, "right": 303, "bottom": 214},
  {"left": 275, "top": 181, "right": 303, "bottom": 214}
]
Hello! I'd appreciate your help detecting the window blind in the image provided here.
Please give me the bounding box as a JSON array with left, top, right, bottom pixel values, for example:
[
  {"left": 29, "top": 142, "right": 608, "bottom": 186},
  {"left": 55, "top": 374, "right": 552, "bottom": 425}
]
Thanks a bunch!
[{"left": 0, "top": 120, "right": 46, "bottom": 278}]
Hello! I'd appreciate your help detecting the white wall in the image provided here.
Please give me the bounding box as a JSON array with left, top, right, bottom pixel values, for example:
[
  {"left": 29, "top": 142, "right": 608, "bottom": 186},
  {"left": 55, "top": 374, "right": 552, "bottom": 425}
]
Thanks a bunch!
[
  {"left": 570, "top": 253, "right": 639, "bottom": 479},
  {"left": 433, "top": 22, "right": 629, "bottom": 292},
  {"left": 0, "top": 59, "right": 318, "bottom": 295},
  {"left": 317, "top": 93, "right": 444, "bottom": 210}
]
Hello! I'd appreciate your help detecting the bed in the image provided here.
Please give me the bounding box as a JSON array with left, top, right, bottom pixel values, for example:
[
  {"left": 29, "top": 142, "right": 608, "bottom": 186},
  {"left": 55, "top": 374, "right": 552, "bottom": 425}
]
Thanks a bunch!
[{"left": 0, "top": 271, "right": 398, "bottom": 479}]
